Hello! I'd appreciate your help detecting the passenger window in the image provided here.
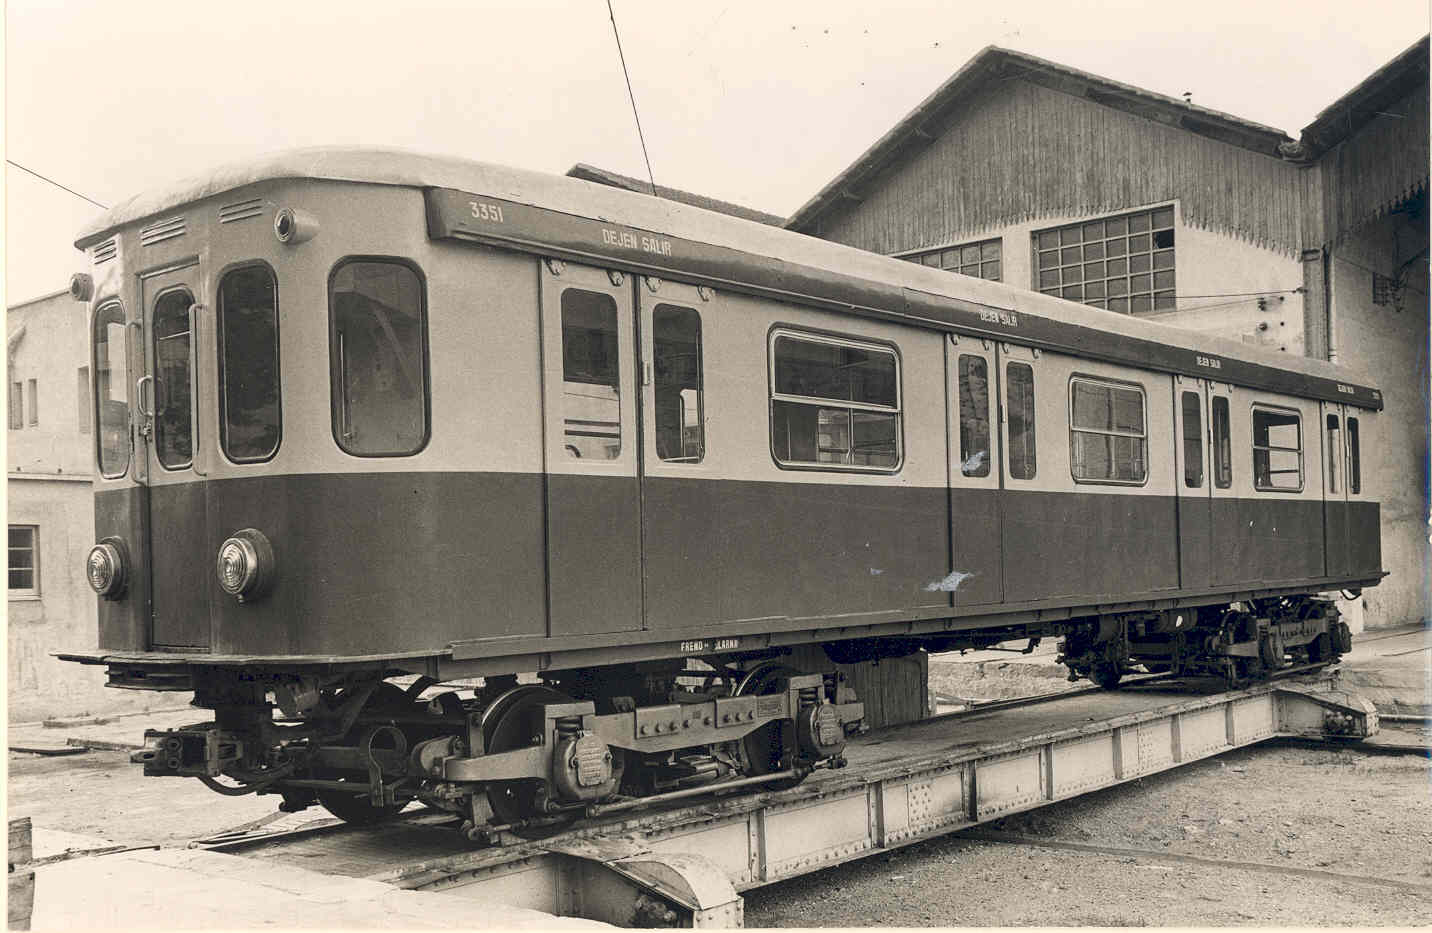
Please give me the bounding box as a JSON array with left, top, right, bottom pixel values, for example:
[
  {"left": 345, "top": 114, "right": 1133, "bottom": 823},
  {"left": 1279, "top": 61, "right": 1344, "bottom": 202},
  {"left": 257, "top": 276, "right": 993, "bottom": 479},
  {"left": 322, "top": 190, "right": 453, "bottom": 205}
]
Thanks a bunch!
[
  {"left": 1347, "top": 417, "right": 1361, "bottom": 494},
  {"left": 330, "top": 260, "right": 427, "bottom": 457},
  {"left": 220, "top": 265, "right": 282, "bottom": 462},
  {"left": 1212, "top": 396, "right": 1232, "bottom": 488},
  {"left": 652, "top": 304, "right": 703, "bottom": 462},
  {"left": 153, "top": 289, "right": 193, "bottom": 470},
  {"left": 93, "top": 302, "right": 130, "bottom": 478},
  {"left": 957, "top": 354, "right": 990, "bottom": 477},
  {"left": 1182, "top": 391, "right": 1203, "bottom": 488},
  {"left": 770, "top": 331, "right": 900, "bottom": 470},
  {"left": 1326, "top": 414, "right": 1340, "bottom": 493},
  {"left": 1006, "top": 362, "right": 1036, "bottom": 480},
  {"left": 1252, "top": 407, "right": 1302, "bottom": 491},
  {"left": 1069, "top": 378, "right": 1145, "bottom": 483},
  {"left": 560, "top": 289, "right": 621, "bottom": 460}
]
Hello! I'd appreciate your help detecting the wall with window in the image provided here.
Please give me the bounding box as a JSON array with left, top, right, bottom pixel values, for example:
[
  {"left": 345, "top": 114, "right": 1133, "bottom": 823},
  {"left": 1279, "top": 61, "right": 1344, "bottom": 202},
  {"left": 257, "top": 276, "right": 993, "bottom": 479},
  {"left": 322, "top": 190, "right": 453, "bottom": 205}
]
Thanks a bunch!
[{"left": 6, "top": 290, "right": 173, "bottom": 720}]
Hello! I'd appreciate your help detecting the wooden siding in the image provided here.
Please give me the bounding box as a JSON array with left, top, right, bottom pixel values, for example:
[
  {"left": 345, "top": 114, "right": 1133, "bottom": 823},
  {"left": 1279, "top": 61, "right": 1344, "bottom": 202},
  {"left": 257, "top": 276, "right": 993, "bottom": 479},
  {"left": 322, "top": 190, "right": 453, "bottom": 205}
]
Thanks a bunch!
[
  {"left": 813, "top": 80, "right": 1309, "bottom": 256},
  {"left": 1303, "top": 83, "right": 1429, "bottom": 248}
]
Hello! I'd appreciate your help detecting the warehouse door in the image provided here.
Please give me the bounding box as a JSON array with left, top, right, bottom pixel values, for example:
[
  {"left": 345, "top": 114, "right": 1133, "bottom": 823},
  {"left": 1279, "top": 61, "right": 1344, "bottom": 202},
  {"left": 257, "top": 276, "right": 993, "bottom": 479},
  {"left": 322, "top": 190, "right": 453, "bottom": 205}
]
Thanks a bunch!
[
  {"left": 538, "top": 259, "right": 643, "bottom": 636},
  {"left": 1173, "top": 377, "right": 1212, "bottom": 589}
]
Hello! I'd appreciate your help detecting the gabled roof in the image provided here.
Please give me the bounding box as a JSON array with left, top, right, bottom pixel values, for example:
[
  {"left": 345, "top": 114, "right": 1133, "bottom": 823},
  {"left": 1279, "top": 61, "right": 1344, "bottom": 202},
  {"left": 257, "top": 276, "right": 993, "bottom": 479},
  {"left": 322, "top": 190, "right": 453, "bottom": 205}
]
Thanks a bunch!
[
  {"left": 566, "top": 163, "right": 785, "bottom": 226},
  {"left": 1298, "top": 35, "right": 1429, "bottom": 158},
  {"left": 786, "top": 45, "right": 1296, "bottom": 233}
]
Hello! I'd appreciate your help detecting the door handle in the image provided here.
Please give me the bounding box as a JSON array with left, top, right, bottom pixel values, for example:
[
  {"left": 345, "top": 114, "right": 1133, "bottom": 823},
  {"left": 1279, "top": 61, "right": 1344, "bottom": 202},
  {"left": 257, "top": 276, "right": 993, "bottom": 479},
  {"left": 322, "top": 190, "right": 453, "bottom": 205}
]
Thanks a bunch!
[{"left": 135, "top": 375, "right": 155, "bottom": 419}]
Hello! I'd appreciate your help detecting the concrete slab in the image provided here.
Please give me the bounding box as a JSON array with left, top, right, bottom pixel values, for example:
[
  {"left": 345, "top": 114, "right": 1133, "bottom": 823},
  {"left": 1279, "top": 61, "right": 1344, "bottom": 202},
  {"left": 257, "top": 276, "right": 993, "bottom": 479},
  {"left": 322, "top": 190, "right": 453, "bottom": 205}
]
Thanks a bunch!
[
  {"left": 1337, "top": 622, "right": 1430, "bottom": 714},
  {"left": 28, "top": 832, "right": 610, "bottom": 930}
]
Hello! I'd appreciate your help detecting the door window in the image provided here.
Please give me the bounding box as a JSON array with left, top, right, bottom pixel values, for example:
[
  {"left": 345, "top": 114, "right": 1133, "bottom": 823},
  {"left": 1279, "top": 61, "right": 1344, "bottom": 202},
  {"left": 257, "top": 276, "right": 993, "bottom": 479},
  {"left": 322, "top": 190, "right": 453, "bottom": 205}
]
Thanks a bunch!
[
  {"left": 1006, "top": 362, "right": 1036, "bottom": 480},
  {"left": 559, "top": 288, "right": 621, "bottom": 460},
  {"left": 958, "top": 354, "right": 990, "bottom": 477},
  {"left": 152, "top": 289, "right": 193, "bottom": 469},
  {"left": 1212, "top": 396, "right": 1232, "bottom": 488},
  {"left": 1182, "top": 391, "right": 1203, "bottom": 488},
  {"left": 652, "top": 304, "right": 703, "bottom": 463}
]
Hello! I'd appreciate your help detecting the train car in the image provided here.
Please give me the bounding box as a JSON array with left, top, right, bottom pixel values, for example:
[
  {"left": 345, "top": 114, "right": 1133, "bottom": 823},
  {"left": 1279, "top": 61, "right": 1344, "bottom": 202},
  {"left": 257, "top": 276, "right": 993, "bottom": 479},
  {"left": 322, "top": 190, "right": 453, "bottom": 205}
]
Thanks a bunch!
[{"left": 59, "top": 148, "right": 1383, "bottom": 835}]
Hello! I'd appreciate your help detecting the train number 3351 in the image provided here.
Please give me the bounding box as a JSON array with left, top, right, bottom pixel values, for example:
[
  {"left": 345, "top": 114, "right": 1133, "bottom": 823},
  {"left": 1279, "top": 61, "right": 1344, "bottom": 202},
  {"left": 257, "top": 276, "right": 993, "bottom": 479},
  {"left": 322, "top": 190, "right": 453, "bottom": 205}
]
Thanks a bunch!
[{"left": 469, "top": 201, "right": 505, "bottom": 223}]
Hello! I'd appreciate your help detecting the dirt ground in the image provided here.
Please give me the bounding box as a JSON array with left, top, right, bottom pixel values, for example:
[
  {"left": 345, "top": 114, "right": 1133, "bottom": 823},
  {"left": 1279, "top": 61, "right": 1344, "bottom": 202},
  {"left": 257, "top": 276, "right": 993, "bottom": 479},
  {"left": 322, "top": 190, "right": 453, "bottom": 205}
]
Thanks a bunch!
[{"left": 745, "top": 742, "right": 1432, "bottom": 927}]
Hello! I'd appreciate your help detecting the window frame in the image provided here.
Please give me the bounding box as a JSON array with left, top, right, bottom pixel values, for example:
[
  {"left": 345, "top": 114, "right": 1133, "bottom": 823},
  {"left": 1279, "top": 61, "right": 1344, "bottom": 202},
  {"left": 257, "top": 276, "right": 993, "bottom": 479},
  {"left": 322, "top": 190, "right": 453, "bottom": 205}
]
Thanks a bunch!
[
  {"left": 1005, "top": 360, "right": 1037, "bottom": 480},
  {"left": 8, "top": 524, "right": 39, "bottom": 599},
  {"left": 1033, "top": 205, "right": 1176, "bottom": 313},
  {"left": 1181, "top": 390, "right": 1204, "bottom": 489},
  {"left": 651, "top": 302, "right": 705, "bottom": 464},
  {"left": 957, "top": 353, "right": 991, "bottom": 478},
  {"left": 217, "top": 260, "right": 283, "bottom": 464},
  {"left": 899, "top": 237, "right": 1003, "bottom": 282},
  {"left": 1251, "top": 403, "right": 1304, "bottom": 493},
  {"left": 327, "top": 255, "right": 431, "bottom": 459},
  {"left": 767, "top": 325, "right": 903, "bottom": 474},
  {"left": 1067, "top": 374, "right": 1149, "bottom": 486},
  {"left": 1347, "top": 416, "right": 1361, "bottom": 495},
  {"left": 92, "top": 299, "right": 130, "bottom": 479},
  {"left": 1211, "top": 395, "right": 1232, "bottom": 489}
]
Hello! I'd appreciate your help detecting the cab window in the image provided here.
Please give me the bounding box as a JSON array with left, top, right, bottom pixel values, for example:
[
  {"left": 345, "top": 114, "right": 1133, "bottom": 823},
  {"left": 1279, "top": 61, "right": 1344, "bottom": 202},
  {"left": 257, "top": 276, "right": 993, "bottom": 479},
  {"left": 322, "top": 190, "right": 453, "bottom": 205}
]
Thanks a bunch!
[
  {"left": 153, "top": 289, "right": 194, "bottom": 469},
  {"left": 219, "top": 265, "right": 281, "bottom": 462},
  {"left": 330, "top": 259, "right": 428, "bottom": 457},
  {"left": 93, "top": 302, "right": 130, "bottom": 478}
]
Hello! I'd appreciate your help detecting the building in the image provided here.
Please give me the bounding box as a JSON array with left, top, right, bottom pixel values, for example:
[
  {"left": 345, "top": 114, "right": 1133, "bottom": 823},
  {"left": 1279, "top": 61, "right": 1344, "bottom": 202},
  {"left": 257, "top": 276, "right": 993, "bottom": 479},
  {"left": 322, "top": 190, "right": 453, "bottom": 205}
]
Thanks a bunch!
[
  {"left": 786, "top": 40, "right": 1429, "bottom": 631},
  {"left": 7, "top": 290, "right": 175, "bottom": 721}
]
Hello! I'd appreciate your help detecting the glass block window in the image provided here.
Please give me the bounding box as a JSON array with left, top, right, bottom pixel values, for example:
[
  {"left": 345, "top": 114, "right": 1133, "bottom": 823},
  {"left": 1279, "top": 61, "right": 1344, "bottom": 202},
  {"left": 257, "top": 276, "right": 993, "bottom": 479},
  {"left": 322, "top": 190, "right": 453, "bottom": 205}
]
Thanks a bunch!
[
  {"left": 903, "top": 238, "right": 1002, "bottom": 281},
  {"left": 1035, "top": 207, "right": 1175, "bottom": 313}
]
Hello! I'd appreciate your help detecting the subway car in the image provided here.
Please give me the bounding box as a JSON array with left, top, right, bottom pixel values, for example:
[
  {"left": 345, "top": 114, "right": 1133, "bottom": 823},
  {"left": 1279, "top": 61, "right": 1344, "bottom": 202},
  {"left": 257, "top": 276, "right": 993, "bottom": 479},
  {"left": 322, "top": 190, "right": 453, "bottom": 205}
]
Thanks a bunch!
[{"left": 60, "top": 148, "right": 1382, "bottom": 834}]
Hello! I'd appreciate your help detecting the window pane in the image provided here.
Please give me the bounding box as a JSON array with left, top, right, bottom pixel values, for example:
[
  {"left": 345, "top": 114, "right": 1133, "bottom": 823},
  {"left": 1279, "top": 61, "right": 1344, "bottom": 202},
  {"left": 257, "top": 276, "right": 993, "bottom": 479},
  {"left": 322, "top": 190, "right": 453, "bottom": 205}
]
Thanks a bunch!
[
  {"left": 1072, "top": 382, "right": 1113, "bottom": 431},
  {"left": 1007, "top": 363, "right": 1036, "bottom": 480},
  {"left": 1183, "top": 392, "right": 1203, "bottom": 488},
  {"left": 1153, "top": 250, "right": 1175, "bottom": 270},
  {"left": 653, "top": 304, "right": 703, "bottom": 463},
  {"left": 958, "top": 355, "right": 990, "bottom": 477},
  {"left": 77, "top": 367, "right": 91, "bottom": 434},
  {"left": 1153, "top": 230, "right": 1175, "bottom": 250},
  {"left": 1152, "top": 207, "right": 1174, "bottom": 229},
  {"left": 558, "top": 289, "right": 620, "bottom": 460},
  {"left": 1083, "top": 241, "right": 1105, "bottom": 260},
  {"left": 331, "top": 261, "right": 427, "bottom": 457},
  {"left": 1130, "top": 295, "right": 1152, "bottom": 313},
  {"left": 26, "top": 379, "right": 37, "bottom": 426},
  {"left": 1253, "top": 409, "right": 1301, "bottom": 490},
  {"left": 1108, "top": 297, "right": 1129, "bottom": 313},
  {"left": 961, "top": 245, "right": 980, "bottom": 264},
  {"left": 1326, "top": 414, "right": 1341, "bottom": 493},
  {"left": 1129, "top": 213, "right": 1151, "bottom": 233},
  {"left": 981, "top": 241, "right": 1000, "bottom": 261},
  {"left": 1348, "top": 417, "right": 1361, "bottom": 494},
  {"left": 981, "top": 260, "right": 1001, "bottom": 280},
  {"left": 1061, "top": 227, "right": 1083, "bottom": 246},
  {"left": 94, "top": 303, "right": 130, "bottom": 478},
  {"left": 1213, "top": 397, "right": 1232, "bottom": 488},
  {"left": 1037, "top": 231, "right": 1059, "bottom": 250},
  {"left": 773, "top": 337, "right": 896, "bottom": 408},
  {"left": 8, "top": 526, "right": 35, "bottom": 593},
  {"left": 1107, "top": 257, "right": 1128, "bottom": 277},
  {"left": 221, "top": 266, "right": 282, "bottom": 461},
  {"left": 1083, "top": 221, "right": 1105, "bottom": 240},
  {"left": 1070, "top": 380, "right": 1146, "bottom": 483},
  {"left": 1153, "top": 270, "right": 1175, "bottom": 290},
  {"left": 1129, "top": 233, "right": 1151, "bottom": 253},
  {"left": 1060, "top": 247, "right": 1081, "bottom": 265},
  {"left": 1106, "top": 217, "right": 1128, "bottom": 236},
  {"left": 1039, "top": 269, "right": 1061, "bottom": 288},
  {"left": 152, "top": 290, "right": 193, "bottom": 469},
  {"left": 1038, "top": 250, "right": 1060, "bottom": 270}
]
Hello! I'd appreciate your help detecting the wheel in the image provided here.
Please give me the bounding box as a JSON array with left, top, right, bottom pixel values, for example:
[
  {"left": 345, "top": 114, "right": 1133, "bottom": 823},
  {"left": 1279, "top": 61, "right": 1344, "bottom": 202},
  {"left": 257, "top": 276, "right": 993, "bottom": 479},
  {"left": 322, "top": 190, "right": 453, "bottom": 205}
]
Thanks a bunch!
[
  {"left": 731, "top": 663, "right": 805, "bottom": 789},
  {"left": 318, "top": 789, "right": 405, "bottom": 824},
  {"left": 316, "top": 683, "right": 413, "bottom": 825},
  {"left": 481, "top": 685, "right": 578, "bottom": 838},
  {"left": 1090, "top": 662, "right": 1123, "bottom": 690}
]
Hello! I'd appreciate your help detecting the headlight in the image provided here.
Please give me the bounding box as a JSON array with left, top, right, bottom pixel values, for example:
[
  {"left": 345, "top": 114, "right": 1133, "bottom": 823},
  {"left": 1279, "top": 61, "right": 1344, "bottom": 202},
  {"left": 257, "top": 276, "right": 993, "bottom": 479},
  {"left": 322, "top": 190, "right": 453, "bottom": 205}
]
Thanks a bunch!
[
  {"left": 216, "top": 529, "right": 275, "bottom": 602},
  {"left": 86, "top": 540, "right": 128, "bottom": 598}
]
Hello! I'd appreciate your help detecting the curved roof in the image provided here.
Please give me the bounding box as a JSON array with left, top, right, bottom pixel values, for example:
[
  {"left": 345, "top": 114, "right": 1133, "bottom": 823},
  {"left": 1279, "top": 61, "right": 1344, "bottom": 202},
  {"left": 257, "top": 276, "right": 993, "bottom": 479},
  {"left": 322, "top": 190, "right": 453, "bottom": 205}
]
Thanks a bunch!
[{"left": 77, "top": 146, "right": 1374, "bottom": 399}]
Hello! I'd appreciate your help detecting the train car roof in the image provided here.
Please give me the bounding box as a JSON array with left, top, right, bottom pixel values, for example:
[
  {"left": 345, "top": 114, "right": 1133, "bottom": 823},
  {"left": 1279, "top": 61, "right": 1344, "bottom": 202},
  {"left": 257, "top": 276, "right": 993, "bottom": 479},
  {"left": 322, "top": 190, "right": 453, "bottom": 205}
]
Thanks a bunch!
[{"left": 76, "top": 146, "right": 1380, "bottom": 408}]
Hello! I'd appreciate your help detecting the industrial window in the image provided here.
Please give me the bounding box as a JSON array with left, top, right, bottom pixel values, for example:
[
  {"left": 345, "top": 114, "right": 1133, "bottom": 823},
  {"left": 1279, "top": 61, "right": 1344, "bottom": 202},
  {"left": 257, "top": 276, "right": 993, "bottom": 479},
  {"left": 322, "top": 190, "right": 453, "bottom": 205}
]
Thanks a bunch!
[
  {"left": 958, "top": 354, "right": 990, "bottom": 476},
  {"left": 1069, "top": 378, "right": 1146, "bottom": 484},
  {"left": 1252, "top": 407, "right": 1302, "bottom": 491},
  {"left": 1347, "top": 417, "right": 1361, "bottom": 494},
  {"left": 1212, "top": 396, "right": 1232, "bottom": 488},
  {"left": 1182, "top": 391, "right": 1203, "bottom": 488},
  {"left": 26, "top": 379, "right": 37, "bottom": 426},
  {"left": 770, "top": 331, "right": 900, "bottom": 471},
  {"left": 77, "top": 367, "right": 91, "bottom": 434},
  {"left": 330, "top": 260, "right": 428, "bottom": 457},
  {"left": 904, "top": 238, "right": 1002, "bottom": 282},
  {"left": 652, "top": 304, "right": 703, "bottom": 463},
  {"left": 221, "top": 265, "right": 283, "bottom": 462},
  {"left": 93, "top": 301, "right": 130, "bottom": 478},
  {"left": 559, "top": 289, "right": 621, "bottom": 460},
  {"left": 153, "top": 289, "right": 194, "bottom": 470},
  {"left": 8, "top": 525, "right": 38, "bottom": 597},
  {"left": 7, "top": 381, "right": 21, "bottom": 430},
  {"left": 1006, "top": 362, "right": 1036, "bottom": 480},
  {"left": 1326, "top": 414, "right": 1340, "bottom": 493},
  {"left": 1035, "top": 207, "right": 1175, "bottom": 313}
]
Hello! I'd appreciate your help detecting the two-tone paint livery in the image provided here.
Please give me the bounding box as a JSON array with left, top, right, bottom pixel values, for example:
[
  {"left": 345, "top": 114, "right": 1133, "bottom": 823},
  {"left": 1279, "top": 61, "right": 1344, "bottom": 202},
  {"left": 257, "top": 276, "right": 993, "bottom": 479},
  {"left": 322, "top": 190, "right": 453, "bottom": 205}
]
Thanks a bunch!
[{"left": 61, "top": 148, "right": 1382, "bottom": 833}]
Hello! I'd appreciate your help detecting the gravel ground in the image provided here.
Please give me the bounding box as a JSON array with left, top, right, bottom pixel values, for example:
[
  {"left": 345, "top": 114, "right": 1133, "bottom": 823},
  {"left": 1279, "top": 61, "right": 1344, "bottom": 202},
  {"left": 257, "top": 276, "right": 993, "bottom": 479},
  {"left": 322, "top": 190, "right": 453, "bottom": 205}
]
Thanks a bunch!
[{"left": 745, "top": 743, "right": 1432, "bottom": 927}]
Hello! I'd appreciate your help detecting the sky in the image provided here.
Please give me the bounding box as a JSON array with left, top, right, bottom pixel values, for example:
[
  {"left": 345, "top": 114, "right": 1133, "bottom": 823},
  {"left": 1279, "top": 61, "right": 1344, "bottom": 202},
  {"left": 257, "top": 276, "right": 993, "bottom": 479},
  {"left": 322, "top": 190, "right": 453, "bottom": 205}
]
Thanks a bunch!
[{"left": 4, "top": 0, "right": 1427, "bottom": 305}]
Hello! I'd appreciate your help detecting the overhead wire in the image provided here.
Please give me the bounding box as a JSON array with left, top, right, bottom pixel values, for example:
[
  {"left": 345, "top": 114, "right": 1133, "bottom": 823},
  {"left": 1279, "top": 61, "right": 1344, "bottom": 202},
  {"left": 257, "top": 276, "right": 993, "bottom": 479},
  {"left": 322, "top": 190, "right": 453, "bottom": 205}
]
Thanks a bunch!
[
  {"left": 6, "top": 159, "right": 108, "bottom": 210},
  {"left": 605, "top": 0, "right": 658, "bottom": 197}
]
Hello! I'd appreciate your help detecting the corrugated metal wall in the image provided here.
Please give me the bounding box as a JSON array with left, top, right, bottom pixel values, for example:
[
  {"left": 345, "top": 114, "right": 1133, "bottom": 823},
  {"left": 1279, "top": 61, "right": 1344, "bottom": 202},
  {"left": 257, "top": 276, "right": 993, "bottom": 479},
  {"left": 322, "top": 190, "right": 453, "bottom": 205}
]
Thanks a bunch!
[
  {"left": 1304, "top": 83, "right": 1430, "bottom": 248},
  {"left": 814, "top": 80, "right": 1308, "bottom": 257}
]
